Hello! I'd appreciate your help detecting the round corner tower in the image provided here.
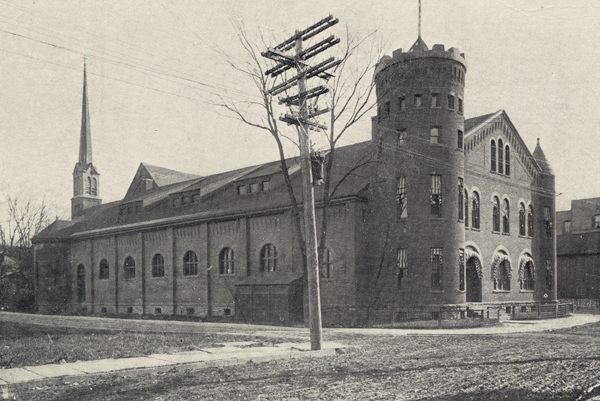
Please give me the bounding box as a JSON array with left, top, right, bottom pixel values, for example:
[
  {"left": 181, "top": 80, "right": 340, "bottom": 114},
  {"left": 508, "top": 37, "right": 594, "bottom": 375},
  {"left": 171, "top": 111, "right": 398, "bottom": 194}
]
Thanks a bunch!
[{"left": 372, "top": 37, "right": 468, "bottom": 306}]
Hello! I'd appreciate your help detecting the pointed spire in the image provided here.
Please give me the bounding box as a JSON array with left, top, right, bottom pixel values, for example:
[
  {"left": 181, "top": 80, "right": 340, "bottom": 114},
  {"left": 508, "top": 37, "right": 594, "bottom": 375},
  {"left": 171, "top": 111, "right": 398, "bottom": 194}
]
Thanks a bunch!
[
  {"left": 79, "top": 59, "right": 92, "bottom": 166},
  {"left": 533, "top": 138, "right": 553, "bottom": 174},
  {"left": 409, "top": 36, "right": 429, "bottom": 52}
]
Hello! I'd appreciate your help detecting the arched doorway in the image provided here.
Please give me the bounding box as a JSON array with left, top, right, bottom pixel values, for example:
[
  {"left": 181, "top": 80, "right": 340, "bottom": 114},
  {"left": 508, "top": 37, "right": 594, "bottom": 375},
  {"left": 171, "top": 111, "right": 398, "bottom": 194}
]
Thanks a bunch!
[{"left": 466, "top": 257, "right": 482, "bottom": 302}]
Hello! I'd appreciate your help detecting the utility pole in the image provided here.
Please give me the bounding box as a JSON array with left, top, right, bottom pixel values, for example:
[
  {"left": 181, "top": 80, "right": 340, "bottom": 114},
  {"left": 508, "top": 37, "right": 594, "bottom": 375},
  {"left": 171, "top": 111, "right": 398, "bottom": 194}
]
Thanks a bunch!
[{"left": 262, "top": 16, "right": 340, "bottom": 351}]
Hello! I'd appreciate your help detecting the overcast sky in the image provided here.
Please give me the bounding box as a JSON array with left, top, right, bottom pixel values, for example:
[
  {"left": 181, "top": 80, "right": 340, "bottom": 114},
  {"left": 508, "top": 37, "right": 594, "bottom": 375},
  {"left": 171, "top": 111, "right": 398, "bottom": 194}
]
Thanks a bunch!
[{"left": 0, "top": 0, "right": 597, "bottom": 222}]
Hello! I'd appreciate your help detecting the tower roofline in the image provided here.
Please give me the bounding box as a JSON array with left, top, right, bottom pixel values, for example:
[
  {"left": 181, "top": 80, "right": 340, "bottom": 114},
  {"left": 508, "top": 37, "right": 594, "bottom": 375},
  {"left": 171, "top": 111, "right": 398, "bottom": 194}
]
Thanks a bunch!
[{"left": 375, "top": 41, "right": 467, "bottom": 77}]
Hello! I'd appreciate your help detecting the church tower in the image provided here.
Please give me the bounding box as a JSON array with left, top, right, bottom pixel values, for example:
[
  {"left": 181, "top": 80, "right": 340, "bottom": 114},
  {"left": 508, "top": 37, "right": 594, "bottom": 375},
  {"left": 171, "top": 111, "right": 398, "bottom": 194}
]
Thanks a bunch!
[{"left": 71, "top": 62, "right": 101, "bottom": 219}]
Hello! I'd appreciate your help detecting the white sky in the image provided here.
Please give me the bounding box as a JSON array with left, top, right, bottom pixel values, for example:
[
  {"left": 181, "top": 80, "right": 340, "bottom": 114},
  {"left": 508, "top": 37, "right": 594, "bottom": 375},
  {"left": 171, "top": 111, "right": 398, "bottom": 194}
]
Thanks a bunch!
[{"left": 0, "top": 0, "right": 598, "bottom": 221}]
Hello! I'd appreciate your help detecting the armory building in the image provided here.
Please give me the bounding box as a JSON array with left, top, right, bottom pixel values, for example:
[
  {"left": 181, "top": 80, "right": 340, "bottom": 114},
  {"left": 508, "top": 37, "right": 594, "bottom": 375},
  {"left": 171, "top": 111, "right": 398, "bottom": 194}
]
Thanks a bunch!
[{"left": 32, "top": 36, "right": 557, "bottom": 326}]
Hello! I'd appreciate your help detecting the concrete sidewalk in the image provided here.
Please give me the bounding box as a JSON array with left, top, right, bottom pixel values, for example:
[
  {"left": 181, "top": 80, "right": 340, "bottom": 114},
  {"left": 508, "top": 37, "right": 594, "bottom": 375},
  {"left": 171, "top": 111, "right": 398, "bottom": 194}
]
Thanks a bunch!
[{"left": 0, "top": 341, "right": 345, "bottom": 386}]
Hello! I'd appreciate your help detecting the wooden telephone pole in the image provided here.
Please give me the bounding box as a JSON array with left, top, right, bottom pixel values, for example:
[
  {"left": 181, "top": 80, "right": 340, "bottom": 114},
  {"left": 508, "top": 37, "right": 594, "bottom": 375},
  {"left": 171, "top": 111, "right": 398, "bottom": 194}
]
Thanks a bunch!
[{"left": 262, "top": 16, "right": 340, "bottom": 350}]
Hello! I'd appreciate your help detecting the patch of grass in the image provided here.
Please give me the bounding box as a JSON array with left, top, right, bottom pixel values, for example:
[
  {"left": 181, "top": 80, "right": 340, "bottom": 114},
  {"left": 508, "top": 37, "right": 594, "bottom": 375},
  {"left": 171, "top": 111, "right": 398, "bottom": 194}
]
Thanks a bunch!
[{"left": 0, "top": 322, "right": 293, "bottom": 368}]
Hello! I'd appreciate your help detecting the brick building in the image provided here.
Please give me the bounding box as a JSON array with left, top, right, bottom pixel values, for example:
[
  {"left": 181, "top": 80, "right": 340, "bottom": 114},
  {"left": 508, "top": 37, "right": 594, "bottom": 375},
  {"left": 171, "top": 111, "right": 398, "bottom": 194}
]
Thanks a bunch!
[
  {"left": 556, "top": 198, "right": 600, "bottom": 300},
  {"left": 33, "top": 37, "right": 557, "bottom": 326}
]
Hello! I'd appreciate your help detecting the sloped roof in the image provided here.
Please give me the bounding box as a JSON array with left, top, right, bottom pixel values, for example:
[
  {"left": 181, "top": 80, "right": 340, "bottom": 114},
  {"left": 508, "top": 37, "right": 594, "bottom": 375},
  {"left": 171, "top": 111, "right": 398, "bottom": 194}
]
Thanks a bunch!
[
  {"left": 143, "top": 164, "right": 201, "bottom": 187},
  {"left": 533, "top": 138, "right": 553, "bottom": 174},
  {"left": 464, "top": 112, "right": 498, "bottom": 132},
  {"left": 34, "top": 140, "right": 375, "bottom": 242}
]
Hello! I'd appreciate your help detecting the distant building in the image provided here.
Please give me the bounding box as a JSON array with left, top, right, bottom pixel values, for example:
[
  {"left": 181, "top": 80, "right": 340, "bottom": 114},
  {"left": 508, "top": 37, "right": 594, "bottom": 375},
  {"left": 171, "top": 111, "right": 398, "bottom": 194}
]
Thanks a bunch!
[
  {"left": 33, "top": 36, "right": 557, "bottom": 325},
  {"left": 556, "top": 198, "right": 600, "bottom": 300}
]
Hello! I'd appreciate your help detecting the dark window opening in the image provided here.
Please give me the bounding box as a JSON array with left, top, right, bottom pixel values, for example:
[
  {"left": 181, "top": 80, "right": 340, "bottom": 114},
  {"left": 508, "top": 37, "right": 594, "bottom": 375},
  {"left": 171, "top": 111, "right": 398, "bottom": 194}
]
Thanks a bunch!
[
  {"left": 458, "top": 178, "right": 464, "bottom": 221},
  {"left": 152, "top": 254, "right": 165, "bottom": 278},
  {"left": 493, "top": 196, "right": 501, "bottom": 232},
  {"left": 491, "top": 140, "right": 497, "bottom": 172},
  {"left": 397, "top": 248, "right": 407, "bottom": 289},
  {"left": 124, "top": 256, "right": 135, "bottom": 280},
  {"left": 457, "top": 130, "right": 463, "bottom": 149},
  {"left": 219, "top": 247, "right": 235, "bottom": 275},
  {"left": 502, "top": 199, "right": 510, "bottom": 234},
  {"left": 260, "top": 244, "right": 277, "bottom": 272},
  {"left": 396, "top": 176, "right": 407, "bottom": 219},
  {"left": 472, "top": 192, "right": 480, "bottom": 229},
  {"left": 447, "top": 94, "right": 455, "bottom": 110},
  {"left": 183, "top": 251, "right": 198, "bottom": 276},
  {"left": 430, "top": 175, "right": 442, "bottom": 218},
  {"left": 431, "top": 248, "right": 443, "bottom": 290},
  {"left": 99, "top": 259, "right": 109, "bottom": 280},
  {"left": 459, "top": 248, "right": 465, "bottom": 292},
  {"left": 320, "top": 248, "right": 333, "bottom": 279}
]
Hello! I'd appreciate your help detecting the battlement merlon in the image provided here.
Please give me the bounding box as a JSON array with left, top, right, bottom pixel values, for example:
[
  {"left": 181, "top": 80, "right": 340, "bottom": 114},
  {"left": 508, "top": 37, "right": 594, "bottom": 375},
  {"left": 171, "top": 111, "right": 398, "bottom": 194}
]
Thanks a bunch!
[{"left": 374, "top": 44, "right": 467, "bottom": 77}]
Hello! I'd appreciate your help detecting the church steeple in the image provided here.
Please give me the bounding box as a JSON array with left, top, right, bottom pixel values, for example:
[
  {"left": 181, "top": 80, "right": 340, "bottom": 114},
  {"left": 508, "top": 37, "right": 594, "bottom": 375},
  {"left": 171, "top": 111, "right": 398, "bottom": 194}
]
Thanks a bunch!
[
  {"left": 72, "top": 60, "right": 101, "bottom": 219},
  {"left": 79, "top": 60, "right": 92, "bottom": 167}
]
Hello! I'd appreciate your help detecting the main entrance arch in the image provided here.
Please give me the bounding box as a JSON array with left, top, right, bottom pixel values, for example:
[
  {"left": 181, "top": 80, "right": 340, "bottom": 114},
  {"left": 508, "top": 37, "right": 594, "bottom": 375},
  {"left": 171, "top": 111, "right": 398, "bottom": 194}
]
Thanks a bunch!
[{"left": 466, "top": 257, "right": 482, "bottom": 302}]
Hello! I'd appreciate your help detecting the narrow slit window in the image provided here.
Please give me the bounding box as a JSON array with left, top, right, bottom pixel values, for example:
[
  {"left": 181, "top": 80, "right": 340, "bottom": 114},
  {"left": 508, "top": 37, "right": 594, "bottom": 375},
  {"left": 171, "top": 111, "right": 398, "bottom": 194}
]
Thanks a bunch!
[
  {"left": 447, "top": 94, "right": 455, "bottom": 110},
  {"left": 431, "top": 93, "right": 439, "bottom": 108},
  {"left": 431, "top": 248, "right": 443, "bottom": 290},
  {"left": 457, "top": 130, "right": 463, "bottom": 150},
  {"left": 430, "top": 127, "right": 440, "bottom": 144},
  {"left": 498, "top": 139, "right": 504, "bottom": 174},
  {"left": 458, "top": 178, "right": 464, "bottom": 221},
  {"left": 397, "top": 248, "right": 407, "bottom": 289},
  {"left": 396, "top": 176, "right": 407, "bottom": 219}
]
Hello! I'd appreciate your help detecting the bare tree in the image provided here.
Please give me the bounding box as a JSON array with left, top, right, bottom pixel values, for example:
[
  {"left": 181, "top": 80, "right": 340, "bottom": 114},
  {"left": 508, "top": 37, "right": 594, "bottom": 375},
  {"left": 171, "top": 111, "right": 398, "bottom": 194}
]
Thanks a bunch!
[
  {"left": 0, "top": 194, "right": 50, "bottom": 249},
  {"left": 217, "top": 20, "right": 383, "bottom": 275}
]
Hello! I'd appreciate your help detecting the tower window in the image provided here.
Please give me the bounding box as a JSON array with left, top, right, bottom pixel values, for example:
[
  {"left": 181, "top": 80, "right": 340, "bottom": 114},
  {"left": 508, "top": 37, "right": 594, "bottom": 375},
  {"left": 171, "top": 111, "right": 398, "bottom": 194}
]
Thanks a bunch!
[
  {"left": 430, "top": 175, "right": 442, "bottom": 218},
  {"left": 91, "top": 178, "right": 97, "bottom": 196},
  {"left": 464, "top": 189, "right": 469, "bottom": 227},
  {"left": 544, "top": 206, "right": 553, "bottom": 239},
  {"left": 398, "top": 129, "right": 407, "bottom": 146},
  {"left": 399, "top": 96, "right": 406, "bottom": 111},
  {"left": 458, "top": 98, "right": 463, "bottom": 114},
  {"left": 396, "top": 176, "right": 407, "bottom": 219},
  {"left": 457, "top": 130, "right": 463, "bottom": 149},
  {"left": 397, "top": 248, "right": 407, "bottom": 289},
  {"left": 430, "top": 248, "right": 443, "bottom": 290},
  {"left": 458, "top": 178, "right": 464, "bottom": 222},
  {"left": 447, "top": 95, "right": 455, "bottom": 110},
  {"left": 527, "top": 205, "right": 534, "bottom": 237},
  {"left": 431, "top": 93, "right": 439, "bottom": 108},
  {"left": 458, "top": 248, "right": 465, "bottom": 291},
  {"left": 414, "top": 94, "right": 422, "bottom": 108},
  {"left": 86, "top": 177, "right": 92, "bottom": 195},
  {"left": 430, "top": 127, "right": 440, "bottom": 144}
]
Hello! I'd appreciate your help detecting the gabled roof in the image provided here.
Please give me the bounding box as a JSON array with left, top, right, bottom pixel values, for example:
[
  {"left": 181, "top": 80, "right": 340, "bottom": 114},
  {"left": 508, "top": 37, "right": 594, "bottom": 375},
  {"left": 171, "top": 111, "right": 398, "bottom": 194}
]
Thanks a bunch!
[{"left": 464, "top": 110, "right": 546, "bottom": 178}]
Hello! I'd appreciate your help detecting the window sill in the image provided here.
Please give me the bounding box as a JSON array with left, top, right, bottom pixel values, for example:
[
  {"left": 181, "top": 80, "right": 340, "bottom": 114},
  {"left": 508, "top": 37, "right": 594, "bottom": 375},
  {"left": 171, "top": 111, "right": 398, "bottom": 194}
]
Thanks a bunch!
[
  {"left": 502, "top": 232, "right": 510, "bottom": 236},
  {"left": 470, "top": 227, "right": 481, "bottom": 232},
  {"left": 457, "top": 290, "right": 465, "bottom": 294},
  {"left": 181, "top": 274, "right": 199, "bottom": 278},
  {"left": 219, "top": 273, "right": 236, "bottom": 277},
  {"left": 430, "top": 290, "right": 444, "bottom": 293},
  {"left": 430, "top": 217, "right": 444, "bottom": 221},
  {"left": 519, "top": 290, "right": 534, "bottom": 293},
  {"left": 492, "top": 230, "right": 501, "bottom": 235},
  {"left": 151, "top": 276, "right": 166, "bottom": 280},
  {"left": 123, "top": 278, "right": 136, "bottom": 281},
  {"left": 492, "top": 290, "right": 511, "bottom": 293}
]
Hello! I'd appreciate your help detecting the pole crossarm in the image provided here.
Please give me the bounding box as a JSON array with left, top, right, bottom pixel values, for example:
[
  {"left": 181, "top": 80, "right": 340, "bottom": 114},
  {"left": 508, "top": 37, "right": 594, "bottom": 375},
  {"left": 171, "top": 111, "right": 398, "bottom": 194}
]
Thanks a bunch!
[
  {"left": 279, "top": 86, "right": 329, "bottom": 106},
  {"left": 264, "top": 36, "right": 340, "bottom": 78},
  {"left": 300, "top": 36, "right": 341, "bottom": 61},
  {"left": 279, "top": 113, "right": 328, "bottom": 131},
  {"left": 266, "top": 57, "right": 336, "bottom": 96},
  {"left": 273, "top": 15, "right": 336, "bottom": 52}
]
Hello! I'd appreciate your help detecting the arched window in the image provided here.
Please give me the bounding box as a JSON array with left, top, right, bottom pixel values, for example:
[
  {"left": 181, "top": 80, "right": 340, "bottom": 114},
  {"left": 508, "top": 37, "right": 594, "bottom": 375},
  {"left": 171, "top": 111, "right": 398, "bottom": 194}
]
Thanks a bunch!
[
  {"left": 99, "top": 259, "right": 109, "bottom": 280},
  {"left": 464, "top": 189, "right": 469, "bottom": 227},
  {"left": 86, "top": 177, "right": 92, "bottom": 194},
  {"left": 260, "top": 244, "right": 277, "bottom": 272},
  {"left": 505, "top": 145, "right": 510, "bottom": 176},
  {"left": 493, "top": 253, "right": 511, "bottom": 291},
  {"left": 521, "top": 261, "right": 534, "bottom": 291},
  {"left": 502, "top": 199, "right": 510, "bottom": 234},
  {"left": 491, "top": 140, "right": 497, "bottom": 172},
  {"left": 472, "top": 192, "right": 480, "bottom": 229},
  {"left": 124, "top": 256, "right": 135, "bottom": 280},
  {"left": 91, "top": 178, "right": 98, "bottom": 196},
  {"left": 183, "top": 251, "right": 198, "bottom": 276},
  {"left": 458, "top": 179, "right": 464, "bottom": 221},
  {"left": 320, "top": 248, "right": 333, "bottom": 279},
  {"left": 493, "top": 196, "right": 500, "bottom": 232},
  {"left": 519, "top": 203, "right": 526, "bottom": 236},
  {"left": 527, "top": 205, "right": 534, "bottom": 237},
  {"left": 498, "top": 139, "right": 504, "bottom": 174},
  {"left": 219, "top": 247, "right": 235, "bottom": 275},
  {"left": 77, "top": 264, "right": 86, "bottom": 302},
  {"left": 152, "top": 254, "right": 165, "bottom": 278}
]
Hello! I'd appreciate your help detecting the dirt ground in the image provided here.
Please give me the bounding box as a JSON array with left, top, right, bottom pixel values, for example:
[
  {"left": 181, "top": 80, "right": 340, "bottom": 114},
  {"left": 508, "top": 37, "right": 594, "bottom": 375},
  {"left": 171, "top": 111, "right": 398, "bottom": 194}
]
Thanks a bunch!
[{"left": 6, "top": 320, "right": 600, "bottom": 400}]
